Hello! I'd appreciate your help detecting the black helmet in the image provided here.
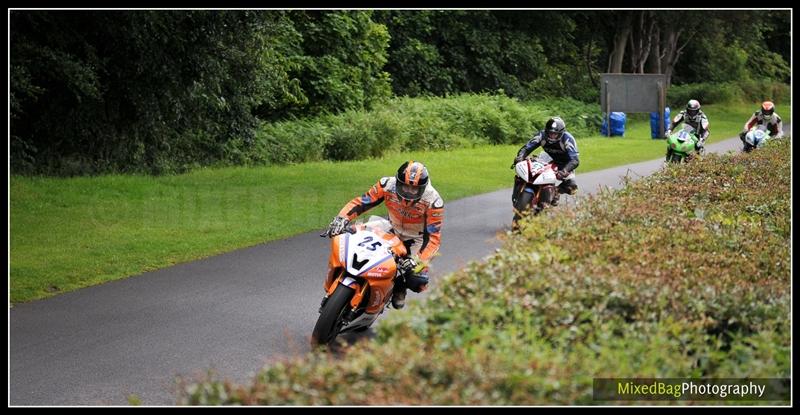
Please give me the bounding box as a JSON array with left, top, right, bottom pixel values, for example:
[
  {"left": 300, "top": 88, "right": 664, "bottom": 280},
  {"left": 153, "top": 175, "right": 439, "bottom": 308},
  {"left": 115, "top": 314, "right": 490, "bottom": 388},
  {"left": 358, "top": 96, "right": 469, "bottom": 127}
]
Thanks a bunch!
[
  {"left": 544, "top": 117, "right": 566, "bottom": 143},
  {"left": 396, "top": 160, "right": 429, "bottom": 201},
  {"left": 686, "top": 99, "right": 701, "bottom": 119}
]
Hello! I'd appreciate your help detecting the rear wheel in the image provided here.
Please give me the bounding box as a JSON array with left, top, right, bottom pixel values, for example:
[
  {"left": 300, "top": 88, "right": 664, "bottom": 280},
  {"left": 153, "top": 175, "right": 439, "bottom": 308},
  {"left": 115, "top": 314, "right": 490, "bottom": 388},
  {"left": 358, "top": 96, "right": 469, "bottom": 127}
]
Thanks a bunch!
[{"left": 311, "top": 284, "right": 355, "bottom": 346}]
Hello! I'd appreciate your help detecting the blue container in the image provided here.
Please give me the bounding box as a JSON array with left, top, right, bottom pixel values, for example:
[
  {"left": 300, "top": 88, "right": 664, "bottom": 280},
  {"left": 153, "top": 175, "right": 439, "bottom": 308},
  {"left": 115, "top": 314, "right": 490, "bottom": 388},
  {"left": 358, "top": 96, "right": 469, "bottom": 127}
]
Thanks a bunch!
[
  {"left": 650, "top": 107, "right": 671, "bottom": 138},
  {"left": 601, "top": 112, "right": 626, "bottom": 136}
]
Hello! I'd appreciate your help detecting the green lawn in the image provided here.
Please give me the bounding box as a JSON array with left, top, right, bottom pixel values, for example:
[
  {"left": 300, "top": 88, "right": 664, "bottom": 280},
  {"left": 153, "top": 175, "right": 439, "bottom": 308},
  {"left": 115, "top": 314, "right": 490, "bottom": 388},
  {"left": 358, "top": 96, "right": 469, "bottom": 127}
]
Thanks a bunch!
[{"left": 10, "top": 102, "right": 790, "bottom": 303}]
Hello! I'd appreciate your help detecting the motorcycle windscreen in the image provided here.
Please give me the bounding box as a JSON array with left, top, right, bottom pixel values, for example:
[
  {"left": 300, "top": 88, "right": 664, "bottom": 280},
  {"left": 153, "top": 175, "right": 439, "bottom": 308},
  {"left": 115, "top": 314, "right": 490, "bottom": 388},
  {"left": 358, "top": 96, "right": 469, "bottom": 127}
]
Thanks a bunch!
[
  {"left": 515, "top": 160, "right": 532, "bottom": 182},
  {"left": 747, "top": 130, "right": 767, "bottom": 147},
  {"left": 532, "top": 167, "right": 557, "bottom": 185},
  {"left": 516, "top": 159, "right": 556, "bottom": 185}
]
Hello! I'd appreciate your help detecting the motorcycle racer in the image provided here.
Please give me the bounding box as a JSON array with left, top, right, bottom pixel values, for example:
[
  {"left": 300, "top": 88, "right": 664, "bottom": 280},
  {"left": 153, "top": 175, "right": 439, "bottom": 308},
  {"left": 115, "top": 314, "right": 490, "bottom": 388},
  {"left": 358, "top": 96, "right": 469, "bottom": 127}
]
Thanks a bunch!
[
  {"left": 740, "top": 101, "right": 784, "bottom": 142},
  {"left": 666, "top": 99, "right": 710, "bottom": 153},
  {"left": 323, "top": 160, "right": 444, "bottom": 309},
  {"left": 512, "top": 117, "right": 579, "bottom": 207}
]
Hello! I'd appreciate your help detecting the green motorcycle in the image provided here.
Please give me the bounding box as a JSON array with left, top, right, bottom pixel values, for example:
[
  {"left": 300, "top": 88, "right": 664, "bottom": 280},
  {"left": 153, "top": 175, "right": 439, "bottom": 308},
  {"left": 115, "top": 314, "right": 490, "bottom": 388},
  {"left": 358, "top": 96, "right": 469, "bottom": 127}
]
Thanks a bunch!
[{"left": 665, "top": 126, "right": 700, "bottom": 163}]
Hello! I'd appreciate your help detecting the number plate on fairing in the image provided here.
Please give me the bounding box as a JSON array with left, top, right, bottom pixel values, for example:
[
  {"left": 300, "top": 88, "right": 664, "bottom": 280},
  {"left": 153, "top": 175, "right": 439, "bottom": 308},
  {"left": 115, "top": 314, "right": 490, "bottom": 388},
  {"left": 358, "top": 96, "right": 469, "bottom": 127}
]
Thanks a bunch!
[{"left": 344, "top": 232, "right": 393, "bottom": 276}]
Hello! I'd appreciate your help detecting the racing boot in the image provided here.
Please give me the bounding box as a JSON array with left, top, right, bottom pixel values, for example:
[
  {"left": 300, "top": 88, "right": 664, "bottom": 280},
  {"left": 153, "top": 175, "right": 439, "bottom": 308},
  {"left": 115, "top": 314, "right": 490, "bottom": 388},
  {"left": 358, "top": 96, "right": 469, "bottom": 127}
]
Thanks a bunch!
[{"left": 391, "top": 288, "right": 407, "bottom": 309}]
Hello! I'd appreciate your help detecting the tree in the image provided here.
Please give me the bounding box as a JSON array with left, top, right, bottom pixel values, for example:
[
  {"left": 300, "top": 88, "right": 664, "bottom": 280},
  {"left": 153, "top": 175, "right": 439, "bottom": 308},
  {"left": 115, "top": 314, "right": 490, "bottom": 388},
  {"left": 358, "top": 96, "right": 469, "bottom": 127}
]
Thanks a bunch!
[
  {"left": 285, "top": 11, "right": 391, "bottom": 116},
  {"left": 10, "top": 10, "right": 392, "bottom": 174},
  {"left": 607, "top": 11, "right": 634, "bottom": 74}
]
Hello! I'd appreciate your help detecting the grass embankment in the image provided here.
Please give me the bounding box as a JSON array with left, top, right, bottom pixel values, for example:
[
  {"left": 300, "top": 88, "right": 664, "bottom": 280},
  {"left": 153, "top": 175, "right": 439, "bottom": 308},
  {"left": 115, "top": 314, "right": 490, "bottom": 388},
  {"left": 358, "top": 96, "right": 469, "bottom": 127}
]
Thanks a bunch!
[
  {"left": 178, "top": 137, "right": 791, "bottom": 405},
  {"left": 10, "top": 97, "right": 790, "bottom": 303}
]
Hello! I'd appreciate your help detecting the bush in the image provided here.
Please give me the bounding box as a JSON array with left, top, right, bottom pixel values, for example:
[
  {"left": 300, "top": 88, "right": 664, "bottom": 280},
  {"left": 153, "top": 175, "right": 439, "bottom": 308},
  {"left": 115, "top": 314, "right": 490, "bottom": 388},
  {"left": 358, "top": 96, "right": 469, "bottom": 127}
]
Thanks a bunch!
[
  {"left": 668, "top": 82, "right": 744, "bottom": 107},
  {"left": 544, "top": 97, "right": 605, "bottom": 137},
  {"left": 246, "top": 93, "right": 602, "bottom": 165},
  {"left": 739, "top": 80, "right": 791, "bottom": 104},
  {"left": 324, "top": 112, "right": 401, "bottom": 161},
  {"left": 254, "top": 119, "right": 331, "bottom": 165},
  {"left": 668, "top": 81, "right": 790, "bottom": 108}
]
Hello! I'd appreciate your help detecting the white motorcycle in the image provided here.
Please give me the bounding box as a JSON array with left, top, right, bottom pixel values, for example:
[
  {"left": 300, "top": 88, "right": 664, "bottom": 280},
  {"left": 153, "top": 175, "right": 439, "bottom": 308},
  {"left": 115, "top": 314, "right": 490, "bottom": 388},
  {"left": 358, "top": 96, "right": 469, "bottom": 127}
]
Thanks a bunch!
[
  {"left": 743, "top": 125, "right": 771, "bottom": 153},
  {"left": 512, "top": 152, "right": 574, "bottom": 229}
]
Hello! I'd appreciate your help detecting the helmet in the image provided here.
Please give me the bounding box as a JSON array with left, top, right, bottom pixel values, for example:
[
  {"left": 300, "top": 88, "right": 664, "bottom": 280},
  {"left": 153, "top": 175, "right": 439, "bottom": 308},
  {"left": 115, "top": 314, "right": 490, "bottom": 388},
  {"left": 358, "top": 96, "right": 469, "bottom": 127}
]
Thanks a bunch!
[
  {"left": 761, "top": 101, "right": 775, "bottom": 120},
  {"left": 686, "top": 100, "right": 701, "bottom": 120},
  {"left": 544, "top": 117, "right": 566, "bottom": 143},
  {"left": 396, "top": 160, "right": 429, "bottom": 201}
]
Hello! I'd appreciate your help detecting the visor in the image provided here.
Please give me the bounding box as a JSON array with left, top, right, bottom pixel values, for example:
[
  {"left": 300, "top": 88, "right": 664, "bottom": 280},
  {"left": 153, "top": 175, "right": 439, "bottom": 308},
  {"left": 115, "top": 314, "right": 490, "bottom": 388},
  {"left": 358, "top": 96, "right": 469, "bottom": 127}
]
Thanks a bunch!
[
  {"left": 397, "top": 182, "right": 423, "bottom": 200},
  {"left": 546, "top": 132, "right": 561, "bottom": 141},
  {"left": 687, "top": 109, "right": 699, "bottom": 117}
]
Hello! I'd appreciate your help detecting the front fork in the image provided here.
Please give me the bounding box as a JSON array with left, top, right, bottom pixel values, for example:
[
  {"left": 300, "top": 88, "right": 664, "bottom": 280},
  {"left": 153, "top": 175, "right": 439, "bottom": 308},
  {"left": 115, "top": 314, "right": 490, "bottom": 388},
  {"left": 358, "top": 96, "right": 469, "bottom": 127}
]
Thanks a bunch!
[{"left": 319, "top": 272, "right": 369, "bottom": 317}]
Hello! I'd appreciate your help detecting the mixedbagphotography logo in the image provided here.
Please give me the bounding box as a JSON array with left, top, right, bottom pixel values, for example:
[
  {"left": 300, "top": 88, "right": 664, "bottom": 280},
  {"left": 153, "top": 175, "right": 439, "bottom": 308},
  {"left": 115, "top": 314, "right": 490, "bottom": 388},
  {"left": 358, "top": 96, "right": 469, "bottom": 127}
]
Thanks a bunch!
[{"left": 593, "top": 378, "right": 791, "bottom": 401}]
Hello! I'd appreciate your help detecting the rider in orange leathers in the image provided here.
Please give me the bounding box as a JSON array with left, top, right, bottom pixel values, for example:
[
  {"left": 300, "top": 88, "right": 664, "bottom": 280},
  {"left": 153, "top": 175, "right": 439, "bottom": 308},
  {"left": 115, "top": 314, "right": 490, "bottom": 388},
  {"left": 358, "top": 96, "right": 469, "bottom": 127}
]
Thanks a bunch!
[{"left": 323, "top": 160, "right": 444, "bottom": 309}]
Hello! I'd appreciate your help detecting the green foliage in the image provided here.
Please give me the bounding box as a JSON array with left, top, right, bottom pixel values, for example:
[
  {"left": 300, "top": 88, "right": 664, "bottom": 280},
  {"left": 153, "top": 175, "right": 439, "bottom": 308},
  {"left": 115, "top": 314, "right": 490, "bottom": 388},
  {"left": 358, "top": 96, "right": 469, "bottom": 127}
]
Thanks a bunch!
[
  {"left": 668, "top": 81, "right": 790, "bottom": 108},
  {"left": 373, "top": 10, "right": 600, "bottom": 104},
  {"left": 684, "top": 33, "right": 789, "bottom": 89},
  {"left": 375, "top": 10, "right": 788, "bottom": 106},
  {"left": 694, "top": 39, "right": 750, "bottom": 84},
  {"left": 525, "top": 63, "right": 600, "bottom": 104},
  {"left": 324, "top": 112, "right": 400, "bottom": 161},
  {"left": 10, "top": 10, "right": 392, "bottom": 175},
  {"left": 243, "top": 94, "right": 602, "bottom": 164},
  {"left": 738, "top": 80, "right": 791, "bottom": 104},
  {"left": 286, "top": 11, "right": 392, "bottom": 117},
  {"left": 376, "top": 11, "right": 559, "bottom": 100},
  {"left": 178, "top": 139, "right": 790, "bottom": 405},
  {"left": 10, "top": 10, "right": 790, "bottom": 176},
  {"left": 668, "top": 83, "right": 745, "bottom": 107},
  {"left": 11, "top": 11, "right": 296, "bottom": 175},
  {"left": 674, "top": 10, "right": 790, "bottom": 86}
]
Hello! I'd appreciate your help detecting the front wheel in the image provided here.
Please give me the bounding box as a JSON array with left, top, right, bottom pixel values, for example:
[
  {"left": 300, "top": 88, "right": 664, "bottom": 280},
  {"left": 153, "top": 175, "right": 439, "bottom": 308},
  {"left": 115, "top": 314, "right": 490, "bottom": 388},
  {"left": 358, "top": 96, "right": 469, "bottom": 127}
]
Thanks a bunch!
[
  {"left": 311, "top": 284, "right": 355, "bottom": 346},
  {"left": 512, "top": 190, "right": 534, "bottom": 230},
  {"left": 668, "top": 153, "right": 685, "bottom": 164},
  {"left": 538, "top": 184, "right": 556, "bottom": 209}
]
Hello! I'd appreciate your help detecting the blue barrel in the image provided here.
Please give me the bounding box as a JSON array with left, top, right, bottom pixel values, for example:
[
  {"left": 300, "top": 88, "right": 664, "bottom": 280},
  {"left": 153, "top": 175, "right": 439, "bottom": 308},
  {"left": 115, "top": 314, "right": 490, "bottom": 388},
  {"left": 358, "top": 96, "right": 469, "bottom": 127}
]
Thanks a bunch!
[
  {"left": 650, "top": 107, "right": 670, "bottom": 138},
  {"left": 601, "top": 112, "right": 626, "bottom": 136}
]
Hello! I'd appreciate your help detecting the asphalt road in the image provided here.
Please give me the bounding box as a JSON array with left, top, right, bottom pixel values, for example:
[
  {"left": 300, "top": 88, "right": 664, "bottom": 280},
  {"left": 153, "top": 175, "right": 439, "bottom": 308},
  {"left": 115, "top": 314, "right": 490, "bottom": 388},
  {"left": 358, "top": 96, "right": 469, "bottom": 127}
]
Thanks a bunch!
[{"left": 9, "top": 135, "right": 755, "bottom": 405}]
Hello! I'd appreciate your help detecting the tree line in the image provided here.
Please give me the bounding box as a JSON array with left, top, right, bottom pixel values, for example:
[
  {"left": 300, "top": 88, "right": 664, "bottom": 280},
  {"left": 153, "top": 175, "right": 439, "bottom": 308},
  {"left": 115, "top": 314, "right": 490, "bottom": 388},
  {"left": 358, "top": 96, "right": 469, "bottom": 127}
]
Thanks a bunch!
[{"left": 10, "top": 10, "right": 790, "bottom": 175}]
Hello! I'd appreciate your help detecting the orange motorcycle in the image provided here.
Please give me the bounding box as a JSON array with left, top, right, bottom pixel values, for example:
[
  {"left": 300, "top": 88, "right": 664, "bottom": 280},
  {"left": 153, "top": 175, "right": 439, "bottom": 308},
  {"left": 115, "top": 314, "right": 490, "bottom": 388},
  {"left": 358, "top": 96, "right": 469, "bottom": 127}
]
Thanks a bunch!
[{"left": 312, "top": 216, "right": 408, "bottom": 345}]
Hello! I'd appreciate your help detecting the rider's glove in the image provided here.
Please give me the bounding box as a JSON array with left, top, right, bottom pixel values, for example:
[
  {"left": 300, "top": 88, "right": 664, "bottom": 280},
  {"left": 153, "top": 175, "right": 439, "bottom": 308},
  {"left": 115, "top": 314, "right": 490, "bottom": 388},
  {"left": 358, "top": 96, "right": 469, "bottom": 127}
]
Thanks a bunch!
[
  {"left": 397, "top": 256, "right": 418, "bottom": 276},
  {"left": 510, "top": 156, "right": 524, "bottom": 169},
  {"left": 555, "top": 170, "right": 569, "bottom": 180},
  {"left": 324, "top": 216, "right": 350, "bottom": 238},
  {"left": 665, "top": 129, "right": 672, "bottom": 137}
]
